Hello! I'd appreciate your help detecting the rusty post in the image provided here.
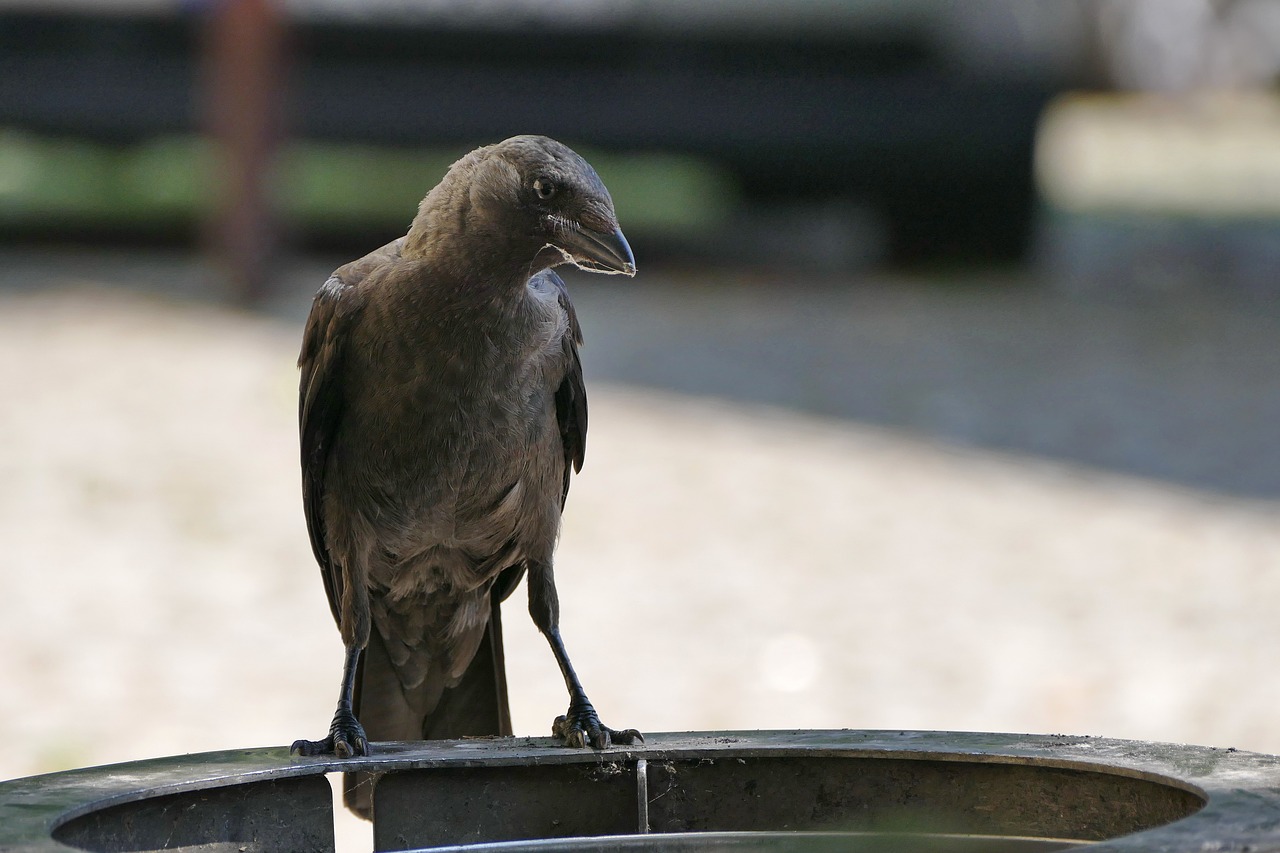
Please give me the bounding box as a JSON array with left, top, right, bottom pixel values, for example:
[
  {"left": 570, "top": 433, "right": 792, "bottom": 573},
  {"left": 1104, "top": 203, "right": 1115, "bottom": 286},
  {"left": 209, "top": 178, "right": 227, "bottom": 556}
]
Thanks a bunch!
[{"left": 199, "top": 0, "right": 289, "bottom": 303}]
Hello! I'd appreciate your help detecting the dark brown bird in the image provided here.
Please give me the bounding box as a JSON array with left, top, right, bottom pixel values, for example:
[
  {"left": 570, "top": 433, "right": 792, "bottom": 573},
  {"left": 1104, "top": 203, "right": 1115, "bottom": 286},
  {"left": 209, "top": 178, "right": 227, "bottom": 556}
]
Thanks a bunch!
[{"left": 290, "top": 136, "right": 641, "bottom": 813}]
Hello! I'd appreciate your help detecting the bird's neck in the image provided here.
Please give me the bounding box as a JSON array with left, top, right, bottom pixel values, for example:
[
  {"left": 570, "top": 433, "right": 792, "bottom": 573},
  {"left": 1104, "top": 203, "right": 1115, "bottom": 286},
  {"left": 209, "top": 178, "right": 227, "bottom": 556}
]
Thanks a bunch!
[{"left": 401, "top": 180, "right": 544, "bottom": 291}]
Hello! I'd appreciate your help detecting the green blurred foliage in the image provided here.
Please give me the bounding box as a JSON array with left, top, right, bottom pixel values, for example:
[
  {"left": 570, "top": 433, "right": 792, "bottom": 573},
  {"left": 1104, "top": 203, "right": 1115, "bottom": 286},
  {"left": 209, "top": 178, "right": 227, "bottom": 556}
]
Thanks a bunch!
[{"left": 0, "top": 130, "right": 738, "bottom": 236}]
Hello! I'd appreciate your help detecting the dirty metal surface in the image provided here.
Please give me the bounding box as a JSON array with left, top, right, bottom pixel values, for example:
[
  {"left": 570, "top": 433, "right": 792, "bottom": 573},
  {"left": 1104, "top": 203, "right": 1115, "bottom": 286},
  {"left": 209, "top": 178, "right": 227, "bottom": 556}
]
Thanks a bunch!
[
  {"left": 51, "top": 775, "right": 332, "bottom": 853},
  {"left": 2, "top": 730, "right": 1280, "bottom": 852},
  {"left": 372, "top": 755, "right": 1201, "bottom": 849}
]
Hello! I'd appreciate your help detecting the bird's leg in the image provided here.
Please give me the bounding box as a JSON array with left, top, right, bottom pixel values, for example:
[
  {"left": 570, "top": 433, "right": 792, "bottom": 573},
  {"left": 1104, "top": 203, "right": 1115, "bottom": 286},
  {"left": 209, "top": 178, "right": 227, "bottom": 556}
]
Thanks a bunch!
[
  {"left": 291, "top": 644, "right": 369, "bottom": 758},
  {"left": 528, "top": 562, "right": 642, "bottom": 749},
  {"left": 545, "top": 628, "right": 644, "bottom": 748}
]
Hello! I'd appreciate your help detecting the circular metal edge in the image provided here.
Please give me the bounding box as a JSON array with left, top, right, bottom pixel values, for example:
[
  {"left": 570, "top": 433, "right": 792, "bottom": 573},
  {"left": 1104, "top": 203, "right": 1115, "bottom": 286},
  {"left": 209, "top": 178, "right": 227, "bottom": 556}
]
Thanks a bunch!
[{"left": 2, "top": 730, "right": 1279, "bottom": 852}]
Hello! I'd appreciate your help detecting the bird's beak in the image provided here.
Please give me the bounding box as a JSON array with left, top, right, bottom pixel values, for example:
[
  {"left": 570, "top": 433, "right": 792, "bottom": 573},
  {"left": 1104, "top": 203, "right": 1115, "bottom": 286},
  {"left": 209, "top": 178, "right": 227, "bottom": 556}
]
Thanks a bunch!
[{"left": 556, "top": 225, "right": 637, "bottom": 277}]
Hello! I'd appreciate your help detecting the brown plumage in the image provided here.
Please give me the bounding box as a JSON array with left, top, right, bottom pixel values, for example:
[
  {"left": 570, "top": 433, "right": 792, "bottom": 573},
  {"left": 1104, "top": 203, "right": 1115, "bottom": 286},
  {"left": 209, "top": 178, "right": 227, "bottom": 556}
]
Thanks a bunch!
[{"left": 290, "top": 136, "right": 641, "bottom": 818}]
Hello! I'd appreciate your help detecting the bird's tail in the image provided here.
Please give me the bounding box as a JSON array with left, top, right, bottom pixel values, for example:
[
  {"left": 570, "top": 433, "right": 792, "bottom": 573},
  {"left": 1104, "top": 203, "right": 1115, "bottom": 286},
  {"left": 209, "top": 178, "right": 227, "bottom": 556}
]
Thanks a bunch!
[{"left": 342, "top": 591, "right": 512, "bottom": 819}]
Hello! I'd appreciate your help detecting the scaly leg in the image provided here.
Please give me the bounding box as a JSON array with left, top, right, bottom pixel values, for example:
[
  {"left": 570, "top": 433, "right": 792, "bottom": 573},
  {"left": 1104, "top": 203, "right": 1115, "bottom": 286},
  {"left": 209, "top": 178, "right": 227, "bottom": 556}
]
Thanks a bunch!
[
  {"left": 528, "top": 561, "right": 642, "bottom": 748},
  {"left": 291, "top": 644, "right": 369, "bottom": 757}
]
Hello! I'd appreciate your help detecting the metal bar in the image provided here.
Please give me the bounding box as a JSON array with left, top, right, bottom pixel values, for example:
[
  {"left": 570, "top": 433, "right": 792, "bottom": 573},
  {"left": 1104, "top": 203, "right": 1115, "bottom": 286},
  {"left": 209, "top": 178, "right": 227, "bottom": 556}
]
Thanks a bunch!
[{"left": 636, "top": 758, "right": 649, "bottom": 834}]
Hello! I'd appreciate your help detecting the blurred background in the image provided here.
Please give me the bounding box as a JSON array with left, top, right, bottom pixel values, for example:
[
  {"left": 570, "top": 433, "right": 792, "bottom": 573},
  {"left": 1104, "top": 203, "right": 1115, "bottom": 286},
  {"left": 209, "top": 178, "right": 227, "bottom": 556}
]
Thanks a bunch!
[{"left": 1, "top": 0, "right": 1278, "bottom": 848}]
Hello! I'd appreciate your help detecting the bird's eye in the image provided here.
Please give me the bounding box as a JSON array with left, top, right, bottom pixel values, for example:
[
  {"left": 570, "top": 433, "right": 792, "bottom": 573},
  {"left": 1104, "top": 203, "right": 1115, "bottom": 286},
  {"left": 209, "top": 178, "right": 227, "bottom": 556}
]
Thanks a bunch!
[{"left": 533, "top": 177, "right": 557, "bottom": 200}]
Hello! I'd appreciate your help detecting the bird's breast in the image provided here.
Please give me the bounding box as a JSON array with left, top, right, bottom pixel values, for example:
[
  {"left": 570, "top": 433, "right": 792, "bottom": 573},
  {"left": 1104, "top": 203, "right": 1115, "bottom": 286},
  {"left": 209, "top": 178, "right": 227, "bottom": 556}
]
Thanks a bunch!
[{"left": 334, "top": 305, "right": 567, "bottom": 577}]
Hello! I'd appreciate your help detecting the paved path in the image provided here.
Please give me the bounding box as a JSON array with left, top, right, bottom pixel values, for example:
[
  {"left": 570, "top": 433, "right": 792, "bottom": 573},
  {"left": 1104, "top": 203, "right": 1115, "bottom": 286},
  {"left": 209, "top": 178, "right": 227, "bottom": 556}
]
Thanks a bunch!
[{"left": 1, "top": 256, "right": 1277, "bottom": 848}]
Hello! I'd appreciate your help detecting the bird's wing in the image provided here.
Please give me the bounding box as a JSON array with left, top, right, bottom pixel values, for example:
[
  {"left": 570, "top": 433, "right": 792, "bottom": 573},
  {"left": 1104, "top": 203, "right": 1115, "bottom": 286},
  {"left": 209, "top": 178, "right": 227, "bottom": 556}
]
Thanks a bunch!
[
  {"left": 546, "top": 269, "right": 587, "bottom": 508},
  {"left": 485, "top": 269, "right": 582, "bottom": 609},
  {"left": 298, "top": 272, "right": 366, "bottom": 628}
]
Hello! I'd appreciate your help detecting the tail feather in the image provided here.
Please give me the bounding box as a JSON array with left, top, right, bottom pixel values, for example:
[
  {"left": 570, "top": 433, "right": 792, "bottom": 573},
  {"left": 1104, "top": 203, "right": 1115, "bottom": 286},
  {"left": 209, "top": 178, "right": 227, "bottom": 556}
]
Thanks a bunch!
[
  {"left": 424, "top": 595, "right": 512, "bottom": 739},
  {"left": 342, "top": 592, "right": 512, "bottom": 819}
]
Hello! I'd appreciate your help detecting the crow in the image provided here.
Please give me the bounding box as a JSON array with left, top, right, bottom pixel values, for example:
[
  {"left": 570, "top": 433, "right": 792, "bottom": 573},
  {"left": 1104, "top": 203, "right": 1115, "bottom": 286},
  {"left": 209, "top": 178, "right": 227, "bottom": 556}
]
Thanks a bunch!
[{"left": 290, "top": 136, "right": 641, "bottom": 815}]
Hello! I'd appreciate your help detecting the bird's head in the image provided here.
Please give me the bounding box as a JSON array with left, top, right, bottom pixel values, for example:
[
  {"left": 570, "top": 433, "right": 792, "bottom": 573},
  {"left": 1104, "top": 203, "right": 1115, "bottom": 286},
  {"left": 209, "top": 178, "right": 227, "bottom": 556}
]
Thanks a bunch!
[{"left": 462, "top": 135, "right": 637, "bottom": 277}]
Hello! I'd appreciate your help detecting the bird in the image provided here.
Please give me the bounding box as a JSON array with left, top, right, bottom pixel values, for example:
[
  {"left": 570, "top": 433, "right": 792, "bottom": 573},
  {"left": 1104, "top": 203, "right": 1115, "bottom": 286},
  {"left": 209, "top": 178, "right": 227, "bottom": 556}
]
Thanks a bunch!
[{"left": 289, "top": 135, "right": 642, "bottom": 814}]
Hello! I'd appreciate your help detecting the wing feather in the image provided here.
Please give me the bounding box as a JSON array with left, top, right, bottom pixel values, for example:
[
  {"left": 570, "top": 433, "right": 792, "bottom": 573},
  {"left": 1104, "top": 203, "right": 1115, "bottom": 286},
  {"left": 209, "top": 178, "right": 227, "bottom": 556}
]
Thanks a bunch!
[
  {"left": 298, "top": 274, "right": 364, "bottom": 627},
  {"left": 547, "top": 270, "right": 587, "bottom": 508}
]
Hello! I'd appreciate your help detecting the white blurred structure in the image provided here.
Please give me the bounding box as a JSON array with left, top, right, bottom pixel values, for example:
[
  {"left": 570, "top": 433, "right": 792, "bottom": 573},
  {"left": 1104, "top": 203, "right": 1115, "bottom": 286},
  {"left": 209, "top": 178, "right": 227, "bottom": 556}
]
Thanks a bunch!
[{"left": 1098, "top": 0, "right": 1280, "bottom": 91}]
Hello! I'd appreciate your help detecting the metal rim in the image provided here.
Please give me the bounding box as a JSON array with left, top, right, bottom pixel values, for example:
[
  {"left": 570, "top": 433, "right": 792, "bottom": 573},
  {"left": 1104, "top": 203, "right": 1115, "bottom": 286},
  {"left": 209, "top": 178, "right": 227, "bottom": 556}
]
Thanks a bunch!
[{"left": 3, "top": 730, "right": 1279, "bottom": 852}]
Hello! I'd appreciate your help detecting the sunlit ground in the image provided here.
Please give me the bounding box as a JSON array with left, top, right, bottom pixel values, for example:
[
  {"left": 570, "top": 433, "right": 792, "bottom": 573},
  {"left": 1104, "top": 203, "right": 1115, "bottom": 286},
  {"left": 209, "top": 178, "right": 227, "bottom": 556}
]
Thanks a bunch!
[
  {"left": 2, "top": 88, "right": 1280, "bottom": 850},
  {"left": 1, "top": 256, "right": 1277, "bottom": 850}
]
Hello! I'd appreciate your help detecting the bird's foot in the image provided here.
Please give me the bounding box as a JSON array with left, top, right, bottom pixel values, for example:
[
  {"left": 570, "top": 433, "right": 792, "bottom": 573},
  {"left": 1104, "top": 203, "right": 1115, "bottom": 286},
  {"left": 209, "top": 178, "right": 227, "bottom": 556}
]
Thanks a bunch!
[
  {"left": 290, "top": 708, "right": 369, "bottom": 758},
  {"left": 553, "top": 700, "right": 643, "bottom": 749}
]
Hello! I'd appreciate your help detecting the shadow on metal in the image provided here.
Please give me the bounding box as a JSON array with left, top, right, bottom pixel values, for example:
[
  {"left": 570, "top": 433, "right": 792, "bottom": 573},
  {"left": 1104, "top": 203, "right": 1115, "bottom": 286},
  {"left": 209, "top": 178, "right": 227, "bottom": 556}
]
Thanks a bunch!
[{"left": 3, "top": 730, "right": 1279, "bottom": 852}]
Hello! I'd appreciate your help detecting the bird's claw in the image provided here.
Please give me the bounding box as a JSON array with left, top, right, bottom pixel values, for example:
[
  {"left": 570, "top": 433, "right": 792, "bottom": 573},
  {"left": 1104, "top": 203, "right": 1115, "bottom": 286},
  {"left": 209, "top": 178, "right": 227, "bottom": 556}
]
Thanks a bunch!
[
  {"left": 290, "top": 709, "right": 369, "bottom": 758},
  {"left": 553, "top": 701, "right": 643, "bottom": 749}
]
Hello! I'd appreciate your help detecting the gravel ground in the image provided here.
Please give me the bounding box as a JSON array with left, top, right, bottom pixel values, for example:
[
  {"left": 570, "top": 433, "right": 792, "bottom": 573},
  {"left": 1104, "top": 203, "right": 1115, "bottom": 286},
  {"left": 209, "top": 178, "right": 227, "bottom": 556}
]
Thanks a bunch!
[{"left": 1, "top": 257, "right": 1278, "bottom": 849}]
